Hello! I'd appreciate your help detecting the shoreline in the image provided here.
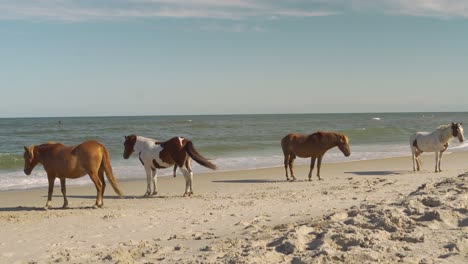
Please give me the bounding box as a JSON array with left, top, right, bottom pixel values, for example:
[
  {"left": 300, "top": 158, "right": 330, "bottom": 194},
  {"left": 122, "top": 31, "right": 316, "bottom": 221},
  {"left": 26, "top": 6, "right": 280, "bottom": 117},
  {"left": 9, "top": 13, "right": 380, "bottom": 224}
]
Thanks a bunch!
[
  {"left": 0, "top": 149, "right": 464, "bottom": 193},
  {"left": 1, "top": 152, "right": 467, "bottom": 263}
]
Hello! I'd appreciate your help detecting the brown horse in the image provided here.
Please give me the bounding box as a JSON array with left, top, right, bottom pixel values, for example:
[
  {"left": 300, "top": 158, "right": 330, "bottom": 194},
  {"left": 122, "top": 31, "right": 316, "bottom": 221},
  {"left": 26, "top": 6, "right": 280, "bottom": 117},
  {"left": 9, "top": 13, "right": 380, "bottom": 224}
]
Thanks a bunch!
[
  {"left": 23, "top": 141, "right": 123, "bottom": 209},
  {"left": 123, "top": 135, "right": 217, "bottom": 196},
  {"left": 281, "top": 131, "right": 351, "bottom": 181}
]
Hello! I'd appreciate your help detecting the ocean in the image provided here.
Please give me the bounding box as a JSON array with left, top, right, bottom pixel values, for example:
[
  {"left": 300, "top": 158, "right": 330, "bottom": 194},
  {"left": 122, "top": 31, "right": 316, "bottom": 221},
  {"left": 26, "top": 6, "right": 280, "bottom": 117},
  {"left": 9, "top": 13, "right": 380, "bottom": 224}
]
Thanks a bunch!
[{"left": 1, "top": 113, "right": 467, "bottom": 191}]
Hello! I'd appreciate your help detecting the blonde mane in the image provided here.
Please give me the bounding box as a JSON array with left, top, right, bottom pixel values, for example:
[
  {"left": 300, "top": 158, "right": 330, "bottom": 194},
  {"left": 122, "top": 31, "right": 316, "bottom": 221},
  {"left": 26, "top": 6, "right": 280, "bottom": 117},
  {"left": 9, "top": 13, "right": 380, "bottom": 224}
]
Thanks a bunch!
[
  {"left": 437, "top": 124, "right": 451, "bottom": 130},
  {"left": 309, "top": 131, "right": 346, "bottom": 144}
]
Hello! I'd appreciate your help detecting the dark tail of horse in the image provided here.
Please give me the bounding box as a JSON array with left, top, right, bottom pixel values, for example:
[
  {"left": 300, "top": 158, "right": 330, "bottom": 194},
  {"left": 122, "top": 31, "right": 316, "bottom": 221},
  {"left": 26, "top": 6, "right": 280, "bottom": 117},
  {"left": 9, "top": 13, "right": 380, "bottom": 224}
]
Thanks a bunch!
[
  {"left": 101, "top": 147, "right": 124, "bottom": 197},
  {"left": 184, "top": 141, "right": 217, "bottom": 170}
]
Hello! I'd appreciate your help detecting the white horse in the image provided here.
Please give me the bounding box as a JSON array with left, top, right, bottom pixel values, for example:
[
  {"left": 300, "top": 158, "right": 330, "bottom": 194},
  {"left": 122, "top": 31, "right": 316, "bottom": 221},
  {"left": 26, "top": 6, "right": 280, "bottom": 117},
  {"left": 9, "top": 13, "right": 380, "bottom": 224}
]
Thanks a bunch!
[
  {"left": 123, "top": 135, "right": 216, "bottom": 196},
  {"left": 410, "top": 122, "right": 464, "bottom": 172}
]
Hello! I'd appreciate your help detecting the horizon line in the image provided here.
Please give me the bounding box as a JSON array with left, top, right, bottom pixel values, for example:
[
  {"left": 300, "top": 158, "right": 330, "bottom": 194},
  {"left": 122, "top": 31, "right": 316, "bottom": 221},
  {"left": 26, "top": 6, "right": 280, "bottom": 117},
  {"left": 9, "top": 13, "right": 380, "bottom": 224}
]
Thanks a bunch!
[{"left": 2, "top": 110, "right": 468, "bottom": 119}]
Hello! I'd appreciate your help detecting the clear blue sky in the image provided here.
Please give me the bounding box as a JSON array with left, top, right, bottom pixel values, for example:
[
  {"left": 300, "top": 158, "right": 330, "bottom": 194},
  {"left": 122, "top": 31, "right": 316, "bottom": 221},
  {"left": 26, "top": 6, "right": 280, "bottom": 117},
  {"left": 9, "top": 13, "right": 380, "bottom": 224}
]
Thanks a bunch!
[{"left": 1, "top": 1, "right": 467, "bottom": 117}]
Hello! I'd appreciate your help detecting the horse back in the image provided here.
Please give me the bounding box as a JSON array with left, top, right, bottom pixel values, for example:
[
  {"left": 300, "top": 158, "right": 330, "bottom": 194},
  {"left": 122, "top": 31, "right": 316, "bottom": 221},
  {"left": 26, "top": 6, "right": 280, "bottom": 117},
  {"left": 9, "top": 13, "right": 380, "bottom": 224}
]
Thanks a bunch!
[
  {"left": 157, "top": 137, "right": 189, "bottom": 166},
  {"left": 282, "top": 133, "right": 315, "bottom": 157},
  {"left": 63, "top": 141, "right": 106, "bottom": 175}
]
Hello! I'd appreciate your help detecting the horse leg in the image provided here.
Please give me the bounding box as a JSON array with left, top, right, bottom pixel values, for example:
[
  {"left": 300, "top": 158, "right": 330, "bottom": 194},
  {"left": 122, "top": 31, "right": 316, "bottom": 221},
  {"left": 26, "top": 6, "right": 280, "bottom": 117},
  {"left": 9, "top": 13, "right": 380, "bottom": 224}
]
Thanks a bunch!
[
  {"left": 45, "top": 175, "right": 55, "bottom": 209},
  {"left": 438, "top": 151, "right": 444, "bottom": 172},
  {"left": 434, "top": 152, "right": 439, "bottom": 173},
  {"left": 151, "top": 168, "right": 158, "bottom": 196},
  {"left": 143, "top": 166, "right": 152, "bottom": 197},
  {"left": 60, "top": 178, "right": 68, "bottom": 209},
  {"left": 185, "top": 159, "right": 194, "bottom": 196},
  {"left": 288, "top": 155, "right": 296, "bottom": 181},
  {"left": 98, "top": 168, "right": 106, "bottom": 196},
  {"left": 411, "top": 147, "right": 417, "bottom": 172},
  {"left": 316, "top": 156, "right": 323, "bottom": 180},
  {"left": 89, "top": 172, "right": 103, "bottom": 208},
  {"left": 283, "top": 154, "right": 290, "bottom": 181},
  {"left": 308, "top": 157, "right": 316, "bottom": 181},
  {"left": 180, "top": 167, "right": 191, "bottom": 197},
  {"left": 415, "top": 150, "right": 422, "bottom": 171}
]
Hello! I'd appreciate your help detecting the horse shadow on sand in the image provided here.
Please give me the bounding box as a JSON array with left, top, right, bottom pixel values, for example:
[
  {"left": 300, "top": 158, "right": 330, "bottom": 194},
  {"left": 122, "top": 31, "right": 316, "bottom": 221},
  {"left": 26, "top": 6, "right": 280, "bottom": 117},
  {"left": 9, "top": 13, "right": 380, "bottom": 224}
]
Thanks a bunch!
[
  {"left": 0, "top": 194, "right": 177, "bottom": 212},
  {"left": 0, "top": 205, "right": 100, "bottom": 212},
  {"left": 212, "top": 179, "right": 282, "bottom": 184},
  {"left": 344, "top": 170, "right": 409, "bottom": 176}
]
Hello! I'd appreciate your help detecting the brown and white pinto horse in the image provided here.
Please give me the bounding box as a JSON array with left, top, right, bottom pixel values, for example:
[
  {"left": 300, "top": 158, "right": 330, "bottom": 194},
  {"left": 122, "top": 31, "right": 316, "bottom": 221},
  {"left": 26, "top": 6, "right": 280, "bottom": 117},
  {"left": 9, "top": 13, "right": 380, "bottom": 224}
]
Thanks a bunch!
[
  {"left": 281, "top": 131, "right": 351, "bottom": 181},
  {"left": 123, "top": 135, "right": 217, "bottom": 197},
  {"left": 23, "top": 141, "right": 123, "bottom": 209}
]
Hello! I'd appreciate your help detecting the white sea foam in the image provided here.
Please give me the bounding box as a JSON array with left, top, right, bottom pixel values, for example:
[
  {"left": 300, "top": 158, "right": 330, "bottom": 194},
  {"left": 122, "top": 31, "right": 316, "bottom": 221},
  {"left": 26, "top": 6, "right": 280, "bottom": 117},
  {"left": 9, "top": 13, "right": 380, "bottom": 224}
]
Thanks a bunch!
[{"left": 0, "top": 145, "right": 413, "bottom": 191}]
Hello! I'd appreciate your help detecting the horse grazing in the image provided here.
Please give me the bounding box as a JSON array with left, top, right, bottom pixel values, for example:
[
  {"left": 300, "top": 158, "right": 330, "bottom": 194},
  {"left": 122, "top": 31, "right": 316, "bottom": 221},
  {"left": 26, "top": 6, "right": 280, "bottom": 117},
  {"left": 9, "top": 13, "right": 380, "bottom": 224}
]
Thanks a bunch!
[
  {"left": 23, "top": 141, "right": 123, "bottom": 209},
  {"left": 281, "top": 131, "right": 351, "bottom": 181},
  {"left": 410, "top": 122, "right": 464, "bottom": 172},
  {"left": 123, "top": 135, "right": 217, "bottom": 197}
]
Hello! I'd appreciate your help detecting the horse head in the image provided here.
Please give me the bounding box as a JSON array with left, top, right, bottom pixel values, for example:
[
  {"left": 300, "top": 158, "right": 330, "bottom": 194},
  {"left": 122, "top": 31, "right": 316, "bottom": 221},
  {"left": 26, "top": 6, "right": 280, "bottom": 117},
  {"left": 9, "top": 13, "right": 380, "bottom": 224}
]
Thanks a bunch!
[
  {"left": 23, "top": 146, "right": 39, "bottom": 175},
  {"left": 451, "top": 122, "right": 465, "bottom": 143},
  {"left": 337, "top": 134, "right": 351, "bottom": 157},
  {"left": 123, "top": 135, "right": 137, "bottom": 159}
]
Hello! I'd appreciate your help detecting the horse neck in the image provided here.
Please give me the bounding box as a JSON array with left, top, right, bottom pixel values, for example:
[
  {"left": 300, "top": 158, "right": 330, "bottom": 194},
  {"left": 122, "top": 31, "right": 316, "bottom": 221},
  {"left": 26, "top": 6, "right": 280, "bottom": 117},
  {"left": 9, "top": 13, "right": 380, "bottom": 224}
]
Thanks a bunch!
[
  {"left": 438, "top": 126, "right": 453, "bottom": 144},
  {"left": 134, "top": 136, "right": 153, "bottom": 152},
  {"left": 34, "top": 144, "right": 55, "bottom": 164},
  {"left": 317, "top": 133, "right": 340, "bottom": 150}
]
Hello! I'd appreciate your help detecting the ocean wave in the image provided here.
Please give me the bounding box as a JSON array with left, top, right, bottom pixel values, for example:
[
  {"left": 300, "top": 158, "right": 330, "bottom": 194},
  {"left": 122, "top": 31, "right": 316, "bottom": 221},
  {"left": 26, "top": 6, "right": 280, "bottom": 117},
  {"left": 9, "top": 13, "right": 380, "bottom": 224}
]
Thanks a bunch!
[{"left": 0, "top": 154, "right": 24, "bottom": 170}]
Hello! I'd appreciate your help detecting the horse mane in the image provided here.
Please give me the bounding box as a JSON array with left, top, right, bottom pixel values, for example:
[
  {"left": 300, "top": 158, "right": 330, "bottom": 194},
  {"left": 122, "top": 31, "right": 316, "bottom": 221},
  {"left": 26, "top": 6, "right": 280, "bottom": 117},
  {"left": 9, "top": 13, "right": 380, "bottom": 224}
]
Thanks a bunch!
[
  {"left": 38, "top": 141, "right": 63, "bottom": 147},
  {"left": 309, "top": 131, "right": 344, "bottom": 143},
  {"left": 437, "top": 124, "right": 451, "bottom": 130},
  {"left": 36, "top": 142, "right": 65, "bottom": 151}
]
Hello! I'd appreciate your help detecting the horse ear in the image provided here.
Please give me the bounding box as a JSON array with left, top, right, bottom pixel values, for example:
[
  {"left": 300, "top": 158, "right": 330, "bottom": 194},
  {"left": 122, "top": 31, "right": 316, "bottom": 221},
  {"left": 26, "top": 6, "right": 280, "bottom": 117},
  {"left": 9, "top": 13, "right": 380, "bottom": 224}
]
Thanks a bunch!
[
  {"left": 460, "top": 122, "right": 463, "bottom": 126},
  {"left": 24, "top": 146, "right": 32, "bottom": 157},
  {"left": 124, "top": 136, "right": 128, "bottom": 140},
  {"left": 452, "top": 122, "right": 455, "bottom": 126}
]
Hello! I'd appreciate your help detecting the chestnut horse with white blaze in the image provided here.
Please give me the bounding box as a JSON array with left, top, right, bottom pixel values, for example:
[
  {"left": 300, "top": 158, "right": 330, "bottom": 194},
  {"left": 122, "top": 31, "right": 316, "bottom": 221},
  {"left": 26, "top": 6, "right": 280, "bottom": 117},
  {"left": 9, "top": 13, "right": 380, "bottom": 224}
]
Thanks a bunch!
[
  {"left": 23, "top": 141, "right": 123, "bottom": 209},
  {"left": 281, "top": 131, "right": 351, "bottom": 181},
  {"left": 410, "top": 122, "right": 464, "bottom": 172},
  {"left": 123, "top": 135, "right": 217, "bottom": 197}
]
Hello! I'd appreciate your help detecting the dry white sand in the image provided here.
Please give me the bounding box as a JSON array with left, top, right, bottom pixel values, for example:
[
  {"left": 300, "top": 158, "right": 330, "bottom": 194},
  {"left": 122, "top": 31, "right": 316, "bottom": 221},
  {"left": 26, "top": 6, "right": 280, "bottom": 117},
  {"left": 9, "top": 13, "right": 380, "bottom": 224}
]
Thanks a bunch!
[{"left": 0, "top": 152, "right": 467, "bottom": 263}]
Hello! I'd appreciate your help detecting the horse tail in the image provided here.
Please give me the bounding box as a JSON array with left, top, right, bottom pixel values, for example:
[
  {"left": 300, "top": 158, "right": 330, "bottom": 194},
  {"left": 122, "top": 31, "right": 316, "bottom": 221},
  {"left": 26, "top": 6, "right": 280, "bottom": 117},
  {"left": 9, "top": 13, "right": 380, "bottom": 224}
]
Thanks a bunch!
[
  {"left": 184, "top": 141, "right": 217, "bottom": 170},
  {"left": 101, "top": 147, "right": 124, "bottom": 197}
]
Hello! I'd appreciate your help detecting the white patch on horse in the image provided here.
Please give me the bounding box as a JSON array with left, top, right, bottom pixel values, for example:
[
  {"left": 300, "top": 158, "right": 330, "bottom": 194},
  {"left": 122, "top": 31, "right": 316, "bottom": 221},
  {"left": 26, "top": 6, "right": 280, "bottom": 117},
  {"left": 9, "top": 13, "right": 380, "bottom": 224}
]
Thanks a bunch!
[
  {"left": 134, "top": 136, "right": 171, "bottom": 168},
  {"left": 178, "top": 137, "right": 184, "bottom": 147}
]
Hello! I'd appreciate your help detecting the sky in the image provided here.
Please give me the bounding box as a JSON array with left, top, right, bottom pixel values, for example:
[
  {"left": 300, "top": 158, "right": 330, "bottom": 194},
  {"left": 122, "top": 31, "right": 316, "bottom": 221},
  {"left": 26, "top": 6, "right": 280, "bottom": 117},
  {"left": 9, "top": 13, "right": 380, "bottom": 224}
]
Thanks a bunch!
[{"left": 0, "top": 0, "right": 467, "bottom": 118}]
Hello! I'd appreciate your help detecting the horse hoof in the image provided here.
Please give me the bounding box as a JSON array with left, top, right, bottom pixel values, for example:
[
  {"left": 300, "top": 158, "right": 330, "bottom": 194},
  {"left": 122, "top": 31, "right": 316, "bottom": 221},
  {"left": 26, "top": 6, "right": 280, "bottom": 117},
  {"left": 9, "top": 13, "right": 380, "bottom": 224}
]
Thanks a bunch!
[{"left": 62, "top": 205, "right": 68, "bottom": 209}]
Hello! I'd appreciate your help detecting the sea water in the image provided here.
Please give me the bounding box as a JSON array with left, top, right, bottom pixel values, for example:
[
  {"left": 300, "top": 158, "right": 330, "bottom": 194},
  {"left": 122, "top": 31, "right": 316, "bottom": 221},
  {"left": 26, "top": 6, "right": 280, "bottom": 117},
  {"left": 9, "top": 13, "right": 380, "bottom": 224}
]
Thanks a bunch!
[{"left": 1, "top": 112, "right": 467, "bottom": 191}]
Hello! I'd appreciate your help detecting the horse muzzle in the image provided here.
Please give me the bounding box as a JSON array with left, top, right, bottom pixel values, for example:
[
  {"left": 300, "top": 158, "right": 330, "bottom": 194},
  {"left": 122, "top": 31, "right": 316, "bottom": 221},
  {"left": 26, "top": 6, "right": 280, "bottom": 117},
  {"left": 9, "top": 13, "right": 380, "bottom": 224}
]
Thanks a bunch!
[{"left": 24, "top": 169, "right": 31, "bottom": 175}]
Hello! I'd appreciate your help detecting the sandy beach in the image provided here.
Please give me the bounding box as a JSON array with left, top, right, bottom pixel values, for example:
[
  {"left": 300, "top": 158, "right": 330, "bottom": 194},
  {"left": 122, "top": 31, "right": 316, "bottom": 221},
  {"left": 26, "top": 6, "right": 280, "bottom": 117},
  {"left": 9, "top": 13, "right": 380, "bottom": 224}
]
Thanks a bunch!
[{"left": 1, "top": 152, "right": 467, "bottom": 263}]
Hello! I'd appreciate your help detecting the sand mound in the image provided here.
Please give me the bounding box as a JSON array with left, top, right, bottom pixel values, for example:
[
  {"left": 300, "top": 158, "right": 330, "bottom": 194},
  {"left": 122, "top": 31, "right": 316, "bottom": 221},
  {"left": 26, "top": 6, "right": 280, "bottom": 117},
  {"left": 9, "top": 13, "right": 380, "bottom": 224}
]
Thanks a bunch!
[
  {"left": 214, "top": 173, "right": 468, "bottom": 264},
  {"left": 40, "top": 173, "right": 468, "bottom": 264}
]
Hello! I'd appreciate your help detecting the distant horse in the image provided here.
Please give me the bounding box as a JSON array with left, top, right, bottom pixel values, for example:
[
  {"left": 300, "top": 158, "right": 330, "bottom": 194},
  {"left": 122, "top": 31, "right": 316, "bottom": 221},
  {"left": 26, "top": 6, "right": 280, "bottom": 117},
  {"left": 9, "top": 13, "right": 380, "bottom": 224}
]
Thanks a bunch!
[
  {"left": 123, "top": 135, "right": 217, "bottom": 197},
  {"left": 23, "top": 141, "right": 123, "bottom": 209},
  {"left": 410, "top": 122, "right": 464, "bottom": 172},
  {"left": 281, "top": 131, "right": 351, "bottom": 181}
]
